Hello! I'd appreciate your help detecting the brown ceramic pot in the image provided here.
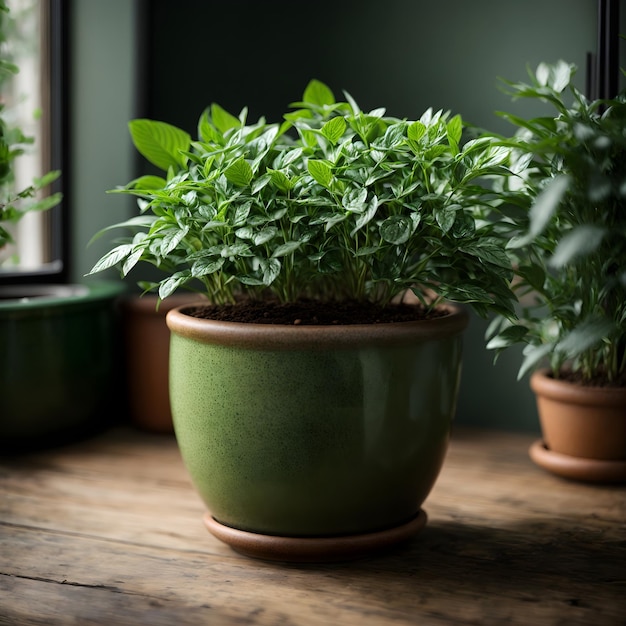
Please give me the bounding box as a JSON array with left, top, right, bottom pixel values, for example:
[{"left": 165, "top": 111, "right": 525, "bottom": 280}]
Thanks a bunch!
[
  {"left": 121, "top": 293, "right": 205, "bottom": 433},
  {"left": 528, "top": 368, "right": 626, "bottom": 483}
]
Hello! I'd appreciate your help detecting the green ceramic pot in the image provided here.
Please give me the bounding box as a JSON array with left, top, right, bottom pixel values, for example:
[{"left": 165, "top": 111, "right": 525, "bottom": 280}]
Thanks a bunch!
[
  {"left": 0, "top": 281, "right": 126, "bottom": 451},
  {"left": 167, "top": 303, "right": 469, "bottom": 546}
]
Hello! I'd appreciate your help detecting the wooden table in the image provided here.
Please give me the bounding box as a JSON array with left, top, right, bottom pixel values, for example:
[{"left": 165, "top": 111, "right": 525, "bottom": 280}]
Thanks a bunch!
[{"left": 1, "top": 426, "right": 624, "bottom": 625}]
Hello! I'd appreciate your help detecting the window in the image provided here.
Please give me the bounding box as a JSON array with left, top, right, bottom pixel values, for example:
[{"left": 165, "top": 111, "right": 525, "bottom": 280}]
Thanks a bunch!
[{"left": 0, "top": 0, "right": 67, "bottom": 284}]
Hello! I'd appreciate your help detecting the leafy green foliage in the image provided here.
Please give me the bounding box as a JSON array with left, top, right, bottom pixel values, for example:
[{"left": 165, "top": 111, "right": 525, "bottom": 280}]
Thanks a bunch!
[
  {"left": 89, "top": 79, "right": 524, "bottom": 316},
  {"left": 486, "top": 61, "right": 626, "bottom": 383},
  {"left": 0, "top": 0, "right": 62, "bottom": 254}
]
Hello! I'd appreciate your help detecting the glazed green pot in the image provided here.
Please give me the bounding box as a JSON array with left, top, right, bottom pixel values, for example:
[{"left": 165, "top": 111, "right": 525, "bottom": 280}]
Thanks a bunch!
[
  {"left": 167, "top": 303, "right": 469, "bottom": 548},
  {"left": 0, "top": 281, "right": 126, "bottom": 450}
]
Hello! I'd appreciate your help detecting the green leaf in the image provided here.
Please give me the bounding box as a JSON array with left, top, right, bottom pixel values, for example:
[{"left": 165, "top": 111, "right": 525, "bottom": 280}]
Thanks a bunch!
[
  {"left": 268, "top": 168, "right": 292, "bottom": 192},
  {"left": 160, "top": 226, "right": 189, "bottom": 256},
  {"left": 0, "top": 225, "right": 13, "bottom": 247},
  {"left": 440, "top": 284, "right": 493, "bottom": 304},
  {"left": 380, "top": 124, "right": 406, "bottom": 149},
  {"left": 253, "top": 227, "right": 278, "bottom": 246},
  {"left": 550, "top": 224, "right": 606, "bottom": 268},
  {"left": 122, "top": 245, "right": 146, "bottom": 276},
  {"left": 434, "top": 205, "right": 457, "bottom": 233},
  {"left": 21, "top": 192, "right": 63, "bottom": 214},
  {"left": 317, "top": 248, "right": 343, "bottom": 274},
  {"left": 198, "top": 108, "right": 218, "bottom": 143},
  {"left": 350, "top": 196, "right": 379, "bottom": 235},
  {"left": 303, "top": 79, "right": 335, "bottom": 106},
  {"left": 272, "top": 241, "right": 302, "bottom": 257},
  {"left": 192, "top": 257, "right": 225, "bottom": 277},
  {"left": 354, "top": 246, "right": 378, "bottom": 257},
  {"left": 556, "top": 317, "right": 615, "bottom": 358},
  {"left": 450, "top": 212, "right": 475, "bottom": 238},
  {"left": 342, "top": 188, "right": 368, "bottom": 213},
  {"left": 516, "top": 264, "right": 545, "bottom": 292},
  {"left": 129, "top": 175, "right": 167, "bottom": 190},
  {"left": 0, "top": 59, "right": 18, "bottom": 76},
  {"left": 321, "top": 117, "right": 346, "bottom": 144},
  {"left": 380, "top": 215, "right": 412, "bottom": 245},
  {"left": 518, "top": 344, "right": 553, "bottom": 380},
  {"left": 535, "top": 62, "right": 551, "bottom": 86},
  {"left": 35, "top": 170, "right": 62, "bottom": 187},
  {"left": 233, "top": 201, "right": 252, "bottom": 226},
  {"left": 407, "top": 121, "right": 426, "bottom": 143},
  {"left": 446, "top": 114, "right": 462, "bottom": 154},
  {"left": 308, "top": 159, "right": 333, "bottom": 188},
  {"left": 225, "top": 158, "right": 253, "bottom": 187},
  {"left": 469, "top": 241, "right": 511, "bottom": 269},
  {"left": 529, "top": 175, "right": 569, "bottom": 235},
  {"left": 235, "top": 226, "right": 254, "bottom": 240},
  {"left": 425, "top": 145, "right": 448, "bottom": 161},
  {"left": 260, "top": 258, "right": 281, "bottom": 285},
  {"left": 486, "top": 324, "right": 528, "bottom": 350},
  {"left": 87, "top": 244, "right": 133, "bottom": 274},
  {"left": 479, "top": 145, "right": 510, "bottom": 169},
  {"left": 211, "top": 103, "right": 241, "bottom": 134},
  {"left": 220, "top": 243, "right": 250, "bottom": 258},
  {"left": 508, "top": 175, "right": 570, "bottom": 248},
  {"left": 551, "top": 60, "right": 575, "bottom": 93},
  {"left": 158, "top": 271, "right": 191, "bottom": 299},
  {"left": 128, "top": 119, "right": 191, "bottom": 171}
]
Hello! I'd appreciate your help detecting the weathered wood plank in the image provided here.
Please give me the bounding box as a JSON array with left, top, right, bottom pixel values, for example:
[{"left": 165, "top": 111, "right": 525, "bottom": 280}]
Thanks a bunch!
[
  {"left": 1, "top": 518, "right": 624, "bottom": 626},
  {"left": 0, "top": 426, "right": 624, "bottom": 626}
]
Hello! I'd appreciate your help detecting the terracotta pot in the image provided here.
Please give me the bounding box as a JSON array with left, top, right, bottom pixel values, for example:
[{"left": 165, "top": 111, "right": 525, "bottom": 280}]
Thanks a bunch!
[
  {"left": 166, "top": 303, "right": 469, "bottom": 561},
  {"left": 121, "top": 293, "right": 205, "bottom": 433},
  {"left": 528, "top": 368, "right": 626, "bottom": 483}
]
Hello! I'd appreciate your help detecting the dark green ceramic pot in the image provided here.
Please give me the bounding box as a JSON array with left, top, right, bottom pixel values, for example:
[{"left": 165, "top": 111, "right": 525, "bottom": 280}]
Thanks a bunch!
[
  {"left": 0, "top": 281, "right": 126, "bottom": 450},
  {"left": 167, "top": 303, "right": 468, "bottom": 543}
]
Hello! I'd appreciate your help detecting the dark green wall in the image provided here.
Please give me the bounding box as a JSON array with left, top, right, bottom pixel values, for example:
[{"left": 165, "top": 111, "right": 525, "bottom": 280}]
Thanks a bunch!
[
  {"left": 145, "top": 0, "right": 597, "bottom": 136},
  {"left": 71, "top": 0, "right": 624, "bottom": 433},
  {"left": 70, "top": 0, "right": 137, "bottom": 283}
]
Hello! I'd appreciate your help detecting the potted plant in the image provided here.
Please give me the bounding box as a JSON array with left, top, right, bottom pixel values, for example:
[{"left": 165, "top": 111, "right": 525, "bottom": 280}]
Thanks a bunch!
[
  {"left": 0, "top": 0, "right": 124, "bottom": 451},
  {"left": 89, "top": 79, "right": 523, "bottom": 560},
  {"left": 486, "top": 60, "right": 626, "bottom": 483}
]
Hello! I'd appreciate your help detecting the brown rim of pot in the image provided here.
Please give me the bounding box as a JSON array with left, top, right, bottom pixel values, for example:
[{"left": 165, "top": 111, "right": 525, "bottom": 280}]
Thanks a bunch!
[
  {"left": 530, "top": 368, "right": 626, "bottom": 408},
  {"left": 166, "top": 302, "right": 470, "bottom": 351}
]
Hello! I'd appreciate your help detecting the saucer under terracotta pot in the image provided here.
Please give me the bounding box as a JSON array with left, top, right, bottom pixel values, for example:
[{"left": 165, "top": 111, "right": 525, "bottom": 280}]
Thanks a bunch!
[
  {"left": 529, "top": 369, "right": 626, "bottom": 484},
  {"left": 166, "top": 303, "right": 469, "bottom": 561}
]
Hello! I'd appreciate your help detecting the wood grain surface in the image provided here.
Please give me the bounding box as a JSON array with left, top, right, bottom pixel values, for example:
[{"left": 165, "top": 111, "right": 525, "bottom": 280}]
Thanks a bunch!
[{"left": 1, "top": 426, "right": 624, "bottom": 625}]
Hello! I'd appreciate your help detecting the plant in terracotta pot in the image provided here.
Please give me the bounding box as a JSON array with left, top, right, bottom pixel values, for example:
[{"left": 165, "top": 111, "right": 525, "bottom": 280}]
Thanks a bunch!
[
  {"left": 486, "top": 60, "right": 626, "bottom": 483},
  {"left": 89, "top": 79, "right": 524, "bottom": 560}
]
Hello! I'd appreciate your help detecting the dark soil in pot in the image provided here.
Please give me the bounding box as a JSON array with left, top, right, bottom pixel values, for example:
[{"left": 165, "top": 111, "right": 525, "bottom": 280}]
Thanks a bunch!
[
  {"left": 184, "top": 298, "right": 449, "bottom": 325},
  {"left": 549, "top": 369, "right": 626, "bottom": 389}
]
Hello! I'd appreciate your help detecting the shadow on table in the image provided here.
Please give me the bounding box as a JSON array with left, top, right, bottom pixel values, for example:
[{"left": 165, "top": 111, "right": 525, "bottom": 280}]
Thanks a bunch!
[{"left": 281, "top": 516, "right": 626, "bottom": 615}]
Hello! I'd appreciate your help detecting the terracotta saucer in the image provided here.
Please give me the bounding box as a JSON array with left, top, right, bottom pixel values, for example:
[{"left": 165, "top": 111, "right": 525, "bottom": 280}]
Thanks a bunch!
[
  {"left": 529, "top": 439, "right": 626, "bottom": 484},
  {"left": 203, "top": 510, "right": 427, "bottom": 562}
]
